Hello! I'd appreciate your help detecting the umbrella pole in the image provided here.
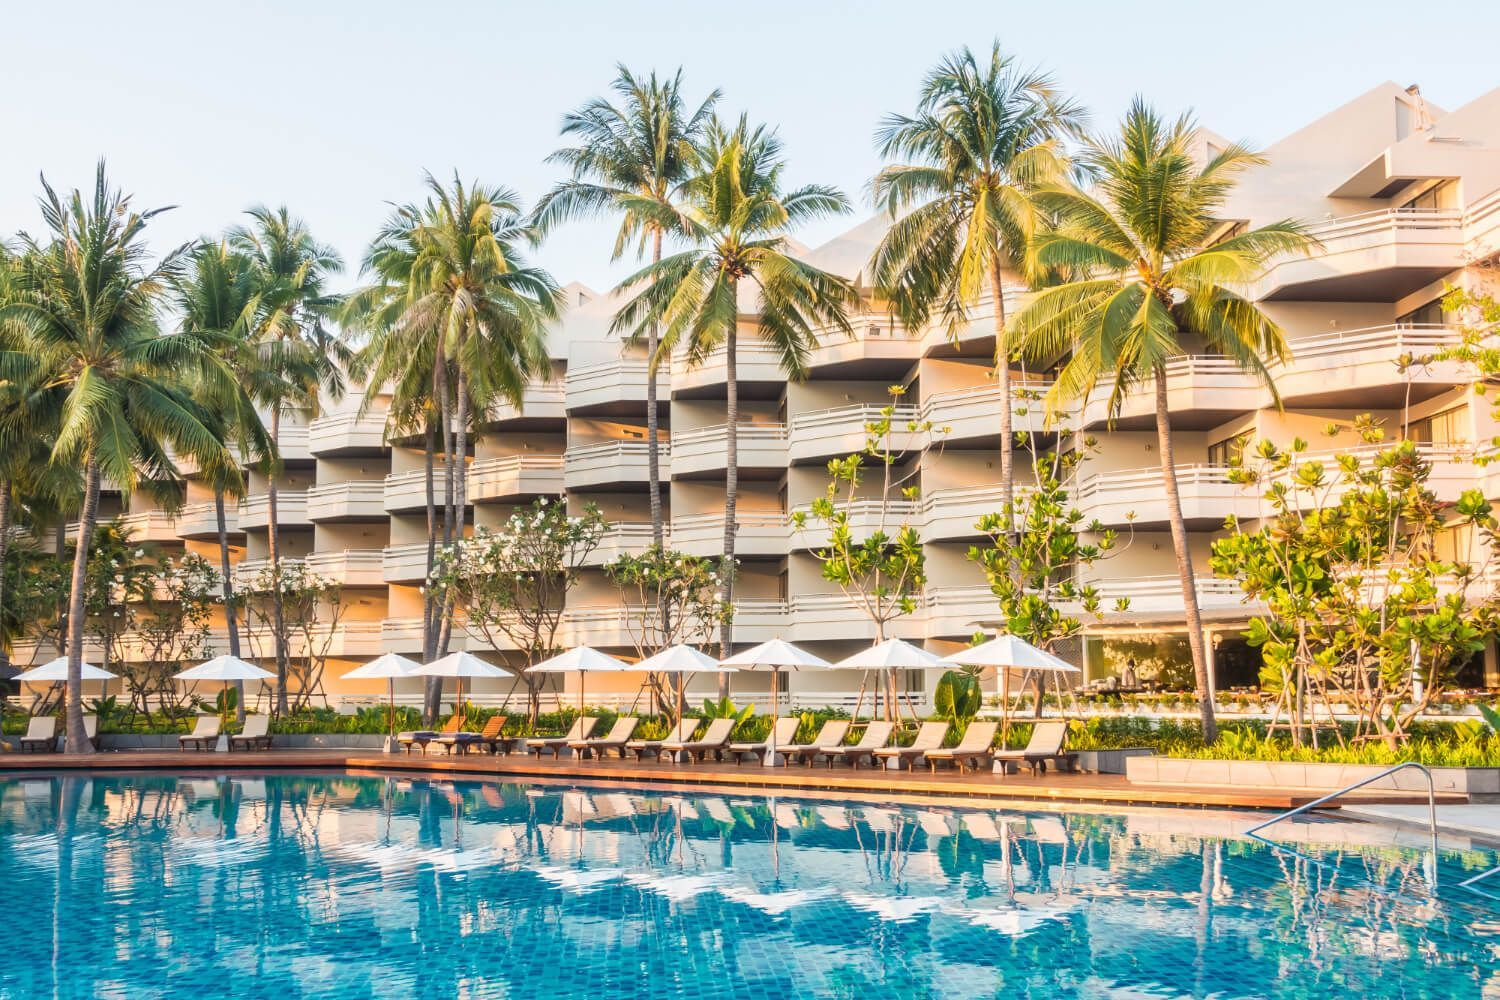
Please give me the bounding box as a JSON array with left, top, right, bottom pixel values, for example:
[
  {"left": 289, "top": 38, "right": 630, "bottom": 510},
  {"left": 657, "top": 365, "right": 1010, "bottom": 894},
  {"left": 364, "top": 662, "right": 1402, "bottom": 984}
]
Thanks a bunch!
[
  {"left": 764, "top": 666, "right": 780, "bottom": 768},
  {"left": 1000, "top": 668, "right": 1010, "bottom": 750}
]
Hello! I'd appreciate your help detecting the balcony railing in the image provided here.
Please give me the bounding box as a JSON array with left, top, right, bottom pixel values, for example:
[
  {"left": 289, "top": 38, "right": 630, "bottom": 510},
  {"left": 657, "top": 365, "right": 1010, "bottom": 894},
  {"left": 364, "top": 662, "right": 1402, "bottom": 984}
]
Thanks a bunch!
[
  {"left": 304, "top": 549, "right": 386, "bottom": 588},
  {"left": 563, "top": 440, "right": 666, "bottom": 488},
  {"left": 671, "top": 422, "right": 788, "bottom": 475},
  {"left": 306, "top": 480, "right": 387, "bottom": 521},
  {"left": 239, "top": 490, "right": 310, "bottom": 530},
  {"left": 468, "top": 454, "right": 566, "bottom": 502},
  {"left": 306, "top": 409, "right": 388, "bottom": 455}
]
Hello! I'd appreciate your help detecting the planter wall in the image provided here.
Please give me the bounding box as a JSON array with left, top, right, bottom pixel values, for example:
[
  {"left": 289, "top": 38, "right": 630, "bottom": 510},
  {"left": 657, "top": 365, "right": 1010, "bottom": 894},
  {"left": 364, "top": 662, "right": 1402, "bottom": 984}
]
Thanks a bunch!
[
  {"left": 1073, "top": 747, "right": 1155, "bottom": 774},
  {"left": 98, "top": 733, "right": 388, "bottom": 751},
  {"left": 1126, "top": 756, "right": 1500, "bottom": 795}
]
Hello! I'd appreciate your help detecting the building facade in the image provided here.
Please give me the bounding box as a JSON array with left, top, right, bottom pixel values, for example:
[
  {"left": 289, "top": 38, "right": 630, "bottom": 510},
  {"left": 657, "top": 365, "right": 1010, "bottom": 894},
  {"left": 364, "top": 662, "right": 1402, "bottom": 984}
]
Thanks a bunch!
[{"left": 21, "top": 81, "right": 1500, "bottom": 710}]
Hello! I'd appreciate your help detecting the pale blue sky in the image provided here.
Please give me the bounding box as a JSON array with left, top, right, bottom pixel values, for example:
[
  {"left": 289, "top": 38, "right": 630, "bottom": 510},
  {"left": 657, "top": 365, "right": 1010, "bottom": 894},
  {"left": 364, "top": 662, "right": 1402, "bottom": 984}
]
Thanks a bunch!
[{"left": 3, "top": 0, "right": 1498, "bottom": 292}]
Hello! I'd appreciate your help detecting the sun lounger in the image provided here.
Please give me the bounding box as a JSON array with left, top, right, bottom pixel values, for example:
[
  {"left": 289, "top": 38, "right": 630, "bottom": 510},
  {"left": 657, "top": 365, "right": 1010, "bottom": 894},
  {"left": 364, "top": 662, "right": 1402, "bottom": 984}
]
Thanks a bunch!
[
  {"left": 179, "top": 715, "right": 222, "bottom": 751},
  {"left": 660, "top": 717, "right": 735, "bottom": 763},
  {"left": 398, "top": 715, "right": 463, "bottom": 755},
  {"left": 568, "top": 717, "right": 640, "bottom": 760},
  {"left": 526, "top": 716, "right": 598, "bottom": 758},
  {"left": 923, "top": 721, "right": 999, "bottom": 773},
  {"left": 816, "top": 721, "right": 896, "bottom": 769},
  {"left": 871, "top": 721, "right": 949, "bottom": 770},
  {"left": 726, "top": 717, "right": 799, "bottom": 765},
  {"left": 465, "top": 715, "right": 511, "bottom": 754},
  {"left": 17, "top": 717, "right": 57, "bottom": 753},
  {"left": 625, "top": 719, "right": 695, "bottom": 761},
  {"left": 781, "top": 720, "right": 851, "bottom": 766},
  {"left": 992, "top": 721, "right": 1076, "bottom": 774},
  {"left": 436, "top": 715, "right": 509, "bottom": 756},
  {"left": 228, "top": 715, "right": 273, "bottom": 751}
]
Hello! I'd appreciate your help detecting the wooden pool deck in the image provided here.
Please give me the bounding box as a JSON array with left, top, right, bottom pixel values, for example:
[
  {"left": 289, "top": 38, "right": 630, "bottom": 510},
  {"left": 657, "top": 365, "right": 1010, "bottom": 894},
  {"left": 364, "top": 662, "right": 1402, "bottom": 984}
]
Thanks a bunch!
[{"left": 0, "top": 747, "right": 1465, "bottom": 812}]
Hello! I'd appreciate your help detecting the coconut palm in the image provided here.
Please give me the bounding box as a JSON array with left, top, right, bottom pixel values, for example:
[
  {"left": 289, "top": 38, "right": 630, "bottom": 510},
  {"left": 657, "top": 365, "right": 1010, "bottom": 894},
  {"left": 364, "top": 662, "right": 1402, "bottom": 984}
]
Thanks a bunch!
[
  {"left": 1014, "top": 100, "right": 1316, "bottom": 740},
  {"left": 870, "top": 43, "right": 1084, "bottom": 522},
  {"left": 346, "top": 174, "right": 560, "bottom": 711},
  {"left": 231, "top": 206, "right": 346, "bottom": 715},
  {"left": 613, "top": 117, "right": 857, "bottom": 665},
  {"left": 535, "top": 66, "right": 719, "bottom": 548},
  {"left": 1, "top": 164, "right": 242, "bottom": 750},
  {"left": 172, "top": 241, "right": 275, "bottom": 720}
]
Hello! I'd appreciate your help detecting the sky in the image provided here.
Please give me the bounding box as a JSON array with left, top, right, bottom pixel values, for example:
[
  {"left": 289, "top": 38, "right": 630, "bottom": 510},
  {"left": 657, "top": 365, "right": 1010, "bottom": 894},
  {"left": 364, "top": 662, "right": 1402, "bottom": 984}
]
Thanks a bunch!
[{"left": 3, "top": 0, "right": 1500, "bottom": 294}]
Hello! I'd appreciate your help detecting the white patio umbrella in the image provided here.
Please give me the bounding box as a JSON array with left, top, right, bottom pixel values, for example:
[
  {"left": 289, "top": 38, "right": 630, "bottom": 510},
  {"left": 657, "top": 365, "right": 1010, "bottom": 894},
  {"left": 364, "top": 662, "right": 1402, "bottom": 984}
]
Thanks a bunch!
[
  {"left": 527, "top": 646, "right": 632, "bottom": 713},
  {"left": 835, "top": 638, "right": 955, "bottom": 724},
  {"left": 342, "top": 654, "right": 424, "bottom": 741},
  {"left": 634, "top": 643, "right": 737, "bottom": 720},
  {"left": 720, "top": 639, "right": 833, "bottom": 767},
  {"left": 174, "top": 656, "right": 275, "bottom": 722},
  {"left": 15, "top": 657, "right": 118, "bottom": 714},
  {"left": 416, "top": 651, "right": 512, "bottom": 722},
  {"left": 948, "top": 634, "right": 1080, "bottom": 746}
]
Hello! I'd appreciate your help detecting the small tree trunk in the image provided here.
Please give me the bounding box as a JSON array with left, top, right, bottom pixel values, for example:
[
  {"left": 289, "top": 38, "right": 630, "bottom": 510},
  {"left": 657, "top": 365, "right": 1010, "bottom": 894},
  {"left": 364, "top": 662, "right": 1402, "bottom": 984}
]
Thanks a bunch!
[
  {"left": 267, "top": 406, "right": 289, "bottom": 716},
  {"left": 990, "top": 260, "right": 1013, "bottom": 526},
  {"left": 647, "top": 228, "right": 665, "bottom": 549},
  {"left": 717, "top": 289, "right": 738, "bottom": 700},
  {"left": 215, "top": 490, "right": 245, "bottom": 725},
  {"left": 1154, "top": 365, "right": 1216, "bottom": 742},
  {"left": 64, "top": 459, "right": 101, "bottom": 753}
]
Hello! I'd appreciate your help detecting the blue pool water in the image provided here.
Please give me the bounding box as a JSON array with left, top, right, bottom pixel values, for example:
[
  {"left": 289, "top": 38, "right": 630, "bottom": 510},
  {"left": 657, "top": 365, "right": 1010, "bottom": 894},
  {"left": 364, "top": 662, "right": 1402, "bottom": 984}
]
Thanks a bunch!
[{"left": 0, "top": 773, "right": 1495, "bottom": 998}]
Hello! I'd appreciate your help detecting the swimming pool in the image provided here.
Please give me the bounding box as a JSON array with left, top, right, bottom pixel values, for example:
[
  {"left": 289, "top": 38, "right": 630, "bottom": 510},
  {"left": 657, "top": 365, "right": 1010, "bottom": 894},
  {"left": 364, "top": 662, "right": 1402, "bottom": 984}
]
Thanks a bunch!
[{"left": 0, "top": 773, "right": 1494, "bottom": 998}]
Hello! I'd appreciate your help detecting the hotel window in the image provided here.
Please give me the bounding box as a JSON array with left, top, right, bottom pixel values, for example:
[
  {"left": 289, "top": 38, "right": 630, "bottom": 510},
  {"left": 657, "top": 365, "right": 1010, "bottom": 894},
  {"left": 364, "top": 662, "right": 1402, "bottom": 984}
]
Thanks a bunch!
[
  {"left": 1402, "top": 179, "right": 1458, "bottom": 211},
  {"left": 1433, "top": 522, "right": 1474, "bottom": 564},
  {"left": 1408, "top": 405, "right": 1466, "bottom": 445},
  {"left": 1397, "top": 299, "right": 1449, "bottom": 327},
  {"left": 1207, "top": 430, "right": 1254, "bottom": 468}
]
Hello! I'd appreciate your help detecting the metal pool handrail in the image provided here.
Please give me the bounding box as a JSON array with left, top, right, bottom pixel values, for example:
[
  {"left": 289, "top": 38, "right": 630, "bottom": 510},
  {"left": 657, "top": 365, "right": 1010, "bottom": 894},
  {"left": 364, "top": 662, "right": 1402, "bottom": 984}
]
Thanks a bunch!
[{"left": 1245, "top": 761, "right": 1440, "bottom": 891}]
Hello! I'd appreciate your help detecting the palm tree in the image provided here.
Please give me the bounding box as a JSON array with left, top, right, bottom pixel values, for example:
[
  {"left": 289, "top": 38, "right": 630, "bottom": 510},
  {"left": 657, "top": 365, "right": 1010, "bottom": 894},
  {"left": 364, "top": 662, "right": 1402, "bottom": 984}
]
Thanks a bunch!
[
  {"left": 172, "top": 241, "right": 274, "bottom": 721},
  {"left": 535, "top": 66, "right": 719, "bottom": 549},
  {"left": 231, "top": 207, "right": 346, "bottom": 715},
  {"left": 870, "top": 43, "right": 1085, "bottom": 522},
  {"left": 1014, "top": 100, "right": 1315, "bottom": 741},
  {"left": 613, "top": 117, "right": 858, "bottom": 667},
  {"left": 346, "top": 174, "right": 560, "bottom": 712},
  {"left": 0, "top": 164, "right": 243, "bottom": 751}
]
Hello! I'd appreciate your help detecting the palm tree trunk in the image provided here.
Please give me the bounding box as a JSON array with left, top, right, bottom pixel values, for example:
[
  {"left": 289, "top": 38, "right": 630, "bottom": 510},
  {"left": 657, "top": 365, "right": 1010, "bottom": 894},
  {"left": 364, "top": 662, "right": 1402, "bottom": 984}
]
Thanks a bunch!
[
  {"left": 647, "top": 228, "right": 665, "bottom": 550},
  {"left": 0, "top": 479, "right": 11, "bottom": 675},
  {"left": 64, "top": 458, "right": 100, "bottom": 754},
  {"left": 422, "top": 416, "right": 440, "bottom": 722},
  {"left": 436, "top": 360, "right": 456, "bottom": 662},
  {"left": 267, "top": 406, "right": 289, "bottom": 716},
  {"left": 990, "top": 259, "right": 1013, "bottom": 525},
  {"left": 1154, "top": 364, "right": 1216, "bottom": 742},
  {"left": 717, "top": 293, "right": 738, "bottom": 700},
  {"left": 215, "top": 489, "right": 245, "bottom": 725}
]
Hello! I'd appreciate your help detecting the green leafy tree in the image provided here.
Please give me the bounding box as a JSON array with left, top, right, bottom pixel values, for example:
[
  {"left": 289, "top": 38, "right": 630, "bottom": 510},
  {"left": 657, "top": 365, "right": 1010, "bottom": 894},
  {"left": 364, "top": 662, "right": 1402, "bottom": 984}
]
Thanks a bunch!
[
  {"left": 232, "top": 206, "right": 347, "bottom": 716},
  {"left": 1015, "top": 101, "right": 1317, "bottom": 741},
  {"left": 612, "top": 116, "right": 858, "bottom": 674},
  {"left": 2, "top": 165, "right": 243, "bottom": 750},
  {"left": 870, "top": 42, "right": 1084, "bottom": 521},
  {"left": 536, "top": 66, "right": 718, "bottom": 549},
  {"left": 429, "top": 498, "right": 608, "bottom": 722},
  {"left": 236, "top": 560, "right": 345, "bottom": 714},
  {"left": 792, "top": 389, "right": 928, "bottom": 720},
  {"left": 126, "top": 550, "right": 220, "bottom": 719},
  {"left": 967, "top": 438, "right": 1129, "bottom": 717},
  {"left": 1211, "top": 422, "right": 1499, "bottom": 749}
]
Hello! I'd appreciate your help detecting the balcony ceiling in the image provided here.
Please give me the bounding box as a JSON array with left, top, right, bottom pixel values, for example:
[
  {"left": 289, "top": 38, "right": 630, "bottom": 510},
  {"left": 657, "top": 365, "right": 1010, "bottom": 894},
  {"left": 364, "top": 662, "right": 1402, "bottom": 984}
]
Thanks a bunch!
[{"left": 1263, "top": 266, "right": 1455, "bottom": 302}]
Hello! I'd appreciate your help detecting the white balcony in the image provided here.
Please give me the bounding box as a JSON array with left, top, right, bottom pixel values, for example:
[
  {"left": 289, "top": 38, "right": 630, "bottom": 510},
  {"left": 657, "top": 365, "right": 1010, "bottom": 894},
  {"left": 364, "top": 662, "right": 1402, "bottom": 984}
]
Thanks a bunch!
[
  {"left": 788, "top": 404, "right": 922, "bottom": 464},
  {"left": 488, "top": 382, "right": 566, "bottom": 424},
  {"left": 239, "top": 490, "right": 310, "bottom": 531},
  {"left": 1079, "top": 355, "right": 1263, "bottom": 429},
  {"left": 381, "top": 617, "right": 486, "bottom": 653},
  {"left": 1078, "top": 574, "right": 1255, "bottom": 623},
  {"left": 469, "top": 455, "right": 566, "bottom": 504},
  {"left": 382, "top": 543, "right": 432, "bottom": 584},
  {"left": 924, "top": 586, "right": 998, "bottom": 638},
  {"left": 1257, "top": 205, "right": 1470, "bottom": 301},
  {"left": 671, "top": 341, "right": 785, "bottom": 395},
  {"left": 671, "top": 512, "right": 788, "bottom": 558},
  {"left": 790, "top": 500, "right": 921, "bottom": 551},
  {"left": 1273, "top": 443, "right": 1478, "bottom": 507},
  {"left": 307, "top": 410, "right": 388, "bottom": 456},
  {"left": 233, "top": 556, "right": 303, "bottom": 589},
  {"left": 69, "top": 510, "right": 181, "bottom": 545},
  {"left": 1076, "top": 465, "right": 1260, "bottom": 529},
  {"left": 270, "top": 414, "right": 312, "bottom": 462},
  {"left": 304, "top": 549, "right": 386, "bottom": 588},
  {"left": 809, "top": 320, "right": 922, "bottom": 370},
  {"left": 302, "top": 621, "right": 385, "bottom": 659},
  {"left": 671, "top": 423, "right": 788, "bottom": 478},
  {"left": 1270, "top": 325, "right": 1466, "bottom": 405},
  {"left": 565, "top": 358, "right": 667, "bottom": 413},
  {"left": 786, "top": 593, "right": 923, "bottom": 643},
  {"left": 564, "top": 441, "right": 665, "bottom": 490},
  {"left": 586, "top": 523, "right": 657, "bottom": 566},
  {"left": 924, "top": 382, "right": 1052, "bottom": 442},
  {"left": 921, "top": 485, "right": 1009, "bottom": 541},
  {"left": 306, "top": 481, "right": 386, "bottom": 522},
  {"left": 174, "top": 501, "right": 241, "bottom": 541}
]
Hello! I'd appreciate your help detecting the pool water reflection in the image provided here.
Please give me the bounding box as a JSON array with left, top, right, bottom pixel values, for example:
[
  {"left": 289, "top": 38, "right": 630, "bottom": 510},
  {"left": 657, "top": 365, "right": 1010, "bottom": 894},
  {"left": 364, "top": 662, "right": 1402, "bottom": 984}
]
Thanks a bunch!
[{"left": 0, "top": 773, "right": 1495, "bottom": 998}]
